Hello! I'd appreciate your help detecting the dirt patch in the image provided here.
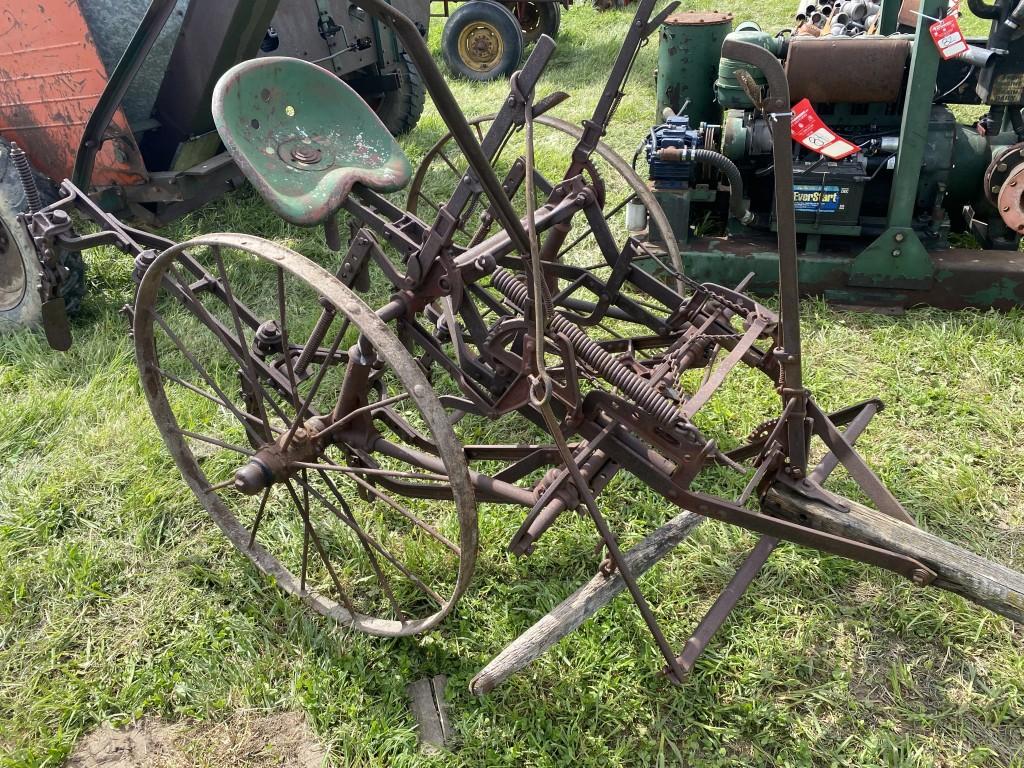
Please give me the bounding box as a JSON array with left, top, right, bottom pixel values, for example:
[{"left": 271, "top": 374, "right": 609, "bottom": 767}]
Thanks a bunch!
[{"left": 66, "top": 711, "right": 326, "bottom": 768}]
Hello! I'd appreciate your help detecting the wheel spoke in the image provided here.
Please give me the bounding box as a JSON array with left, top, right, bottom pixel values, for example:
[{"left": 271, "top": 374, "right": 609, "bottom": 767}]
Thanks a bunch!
[
  {"left": 291, "top": 462, "right": 448, "bottom": 483},
  {"left": 176, "top": 428, "right": 255, "bottom": 457},
  {"left": 296, "top": 477, "right": 445, "bottom": 606},
  {"left": 155, "top": 365, "right": 284, "bottom": 435},
  {"left": 282, "top": 319, "right": 349, "bottom": 449},
  {"left": 168, "top": 264, "right": 293, "bottom": 433},
  {"left": 208, "top": 248, "right": 275, "bottom": 434},
  {"left": 284, "top": 480, "right": 357, "bottom": 613},
  {"left": 342, "top": 469, "right": 460, "bottom": 555},
  {"left": 416, "top": 191, "right": 441, "bottom": 214},
  {"left": 436, "top": 149, "right": 462, "bottom": 177},
  {"left": 314, "top": 469, "right": 407, "bottom": 620},
  {"left": 247, "top": 488, "right": 272, "bottom": 549},
  {"left": 276, "top": 265, "right": 302, "bottom": 413},
  {"left": 153, "top": 313, "right": 266, "bottom": 446},
  {"left": 316, "top": 392, "right": 410, "bottom": 442},
  {"left": 557, "top": 195, "right": 632, "bottom": 260},
  {"left": 300, "top": 469, "right": 311, "bottom": 592}
]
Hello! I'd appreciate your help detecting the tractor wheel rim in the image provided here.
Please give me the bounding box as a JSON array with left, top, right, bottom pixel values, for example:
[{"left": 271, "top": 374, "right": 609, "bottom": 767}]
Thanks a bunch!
[
  {"left": 458, "top": 22, "right": 503, "bottom": 71},
  {"left": 0, "top": 216, "right": 26, "bottom": 312},
  {"left": 509, "top": 2, "right": 542, "bottom": 33}
]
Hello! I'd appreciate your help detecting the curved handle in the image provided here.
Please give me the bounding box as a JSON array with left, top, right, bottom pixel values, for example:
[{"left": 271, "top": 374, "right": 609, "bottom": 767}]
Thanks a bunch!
[
  {"left": 72, "top": 0, "right": 178, "bottom": 190},
  {"left": 720, "top": 38, "right": 807, "bottom": 468}
]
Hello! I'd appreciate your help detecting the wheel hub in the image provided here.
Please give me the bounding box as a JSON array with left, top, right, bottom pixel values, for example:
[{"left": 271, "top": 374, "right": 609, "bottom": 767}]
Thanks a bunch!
[
  {"left": 233, "top": 417, "right": 329, "bottom": 495},
  {"left": 458, "top": 22, "right": 503, "bottom": 71}
]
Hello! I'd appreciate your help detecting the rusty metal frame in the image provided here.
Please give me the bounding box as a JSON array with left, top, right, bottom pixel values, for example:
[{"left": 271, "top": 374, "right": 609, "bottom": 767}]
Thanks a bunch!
[{"left": 21, "top": 0, "right": 990, "bottom": 684}]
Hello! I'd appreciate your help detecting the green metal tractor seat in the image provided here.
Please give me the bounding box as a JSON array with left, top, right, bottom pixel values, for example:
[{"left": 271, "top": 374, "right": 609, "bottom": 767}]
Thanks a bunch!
[{"left": 212, "top": 56, "right": 412, "bottom": 226}]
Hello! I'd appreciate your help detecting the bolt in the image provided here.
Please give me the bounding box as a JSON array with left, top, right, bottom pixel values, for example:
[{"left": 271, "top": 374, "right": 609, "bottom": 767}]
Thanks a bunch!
[
  {"left": 1003, "top": 205, "right": 1011, "bottom": 212},
  {"left": 992, "top": 185, "right": 1001, "bottom": 194},
  {"left": 290, "top": 146, "right": 321, "bottom": 164},
  {"left": 894, "top": 232, "right": 905, "bottom": 242},
  {"left": 891, "top": 248, "right": 901, "bottom": 257},
  {"left": 998, "top": 162, "right": 1008, "bottom": 172},
  {"left": 413, "top": 384, "right": 425, "bottom": 397},
  {"left": 910, "top": 568, "right": 930, "bottom": 586}
]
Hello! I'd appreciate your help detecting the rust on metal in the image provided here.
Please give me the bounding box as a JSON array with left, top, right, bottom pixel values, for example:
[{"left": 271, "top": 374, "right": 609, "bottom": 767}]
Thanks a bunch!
[
  {"left": 786, "top": 37, "right": 912, "bottom": 104},
  {"left": 663, "top": 10, "right": 734, "bottom": 25},
  {"left": 20, "top": 0, "right": 1024, "bottom": 693}
]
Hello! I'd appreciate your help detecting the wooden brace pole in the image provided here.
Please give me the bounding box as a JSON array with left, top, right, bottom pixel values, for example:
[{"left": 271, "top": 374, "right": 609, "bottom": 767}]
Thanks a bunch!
[
  {"left": 472, "top": 486, "right": 1024, "bottom": 695},
  {"left": 764, "top": 485, "right": 1024, "bottom": 625},
  {"left": 470, "top": 510, "right": 704, "bottom": 695}
]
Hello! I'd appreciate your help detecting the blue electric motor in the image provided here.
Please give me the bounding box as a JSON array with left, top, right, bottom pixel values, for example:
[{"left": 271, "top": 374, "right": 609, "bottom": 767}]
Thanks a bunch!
[{"left": 644, "top": 115, "right": 703, "bottom": 189}]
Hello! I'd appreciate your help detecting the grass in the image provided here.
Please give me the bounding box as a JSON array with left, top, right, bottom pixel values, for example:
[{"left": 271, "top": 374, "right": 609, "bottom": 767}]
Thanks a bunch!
[{"left": 2, "top": 2, "right": 1024, "bottom": 766}]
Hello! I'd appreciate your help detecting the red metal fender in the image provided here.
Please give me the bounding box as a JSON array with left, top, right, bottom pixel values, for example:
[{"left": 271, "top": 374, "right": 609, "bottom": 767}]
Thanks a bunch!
[{"left": 0, "top": 1, "right": 147, "bottom": 187}]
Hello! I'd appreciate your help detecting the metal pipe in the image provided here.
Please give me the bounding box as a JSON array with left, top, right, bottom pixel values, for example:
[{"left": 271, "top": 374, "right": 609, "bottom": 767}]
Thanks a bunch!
[
  {"left": 958, "top": 44, "right": 998, "bottom": 67},
  {"left": 967, "top": 0, "right": 1001, "bottom": 18}
]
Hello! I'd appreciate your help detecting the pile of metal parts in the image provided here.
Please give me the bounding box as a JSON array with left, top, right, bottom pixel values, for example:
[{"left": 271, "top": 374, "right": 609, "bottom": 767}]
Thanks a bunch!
[
  {"left": 14, "top": 0, "right": 1024, "bottom": 690},
  {"left": 794, "top": 1, "right": 882, "bottom": 36},
  {"left": 644, "top": 0, "right": 1024, "bottom": 309}
]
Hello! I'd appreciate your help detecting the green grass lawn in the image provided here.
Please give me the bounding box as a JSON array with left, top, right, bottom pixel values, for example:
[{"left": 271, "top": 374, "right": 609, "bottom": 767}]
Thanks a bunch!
[{"left": 2, "top": 2, "right": 1024, "bottom": 766}]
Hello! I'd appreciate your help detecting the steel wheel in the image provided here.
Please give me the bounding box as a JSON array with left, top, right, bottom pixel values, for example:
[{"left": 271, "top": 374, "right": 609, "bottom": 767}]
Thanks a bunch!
[
  {"left": 134, "top": 234, "right": 478, "bottom": 636},
  {"left": 458, "top": 20, "right": 504, "bottom": 72},
  {"left": 407, "top": 112, "right": 683, "bottom": 283}
]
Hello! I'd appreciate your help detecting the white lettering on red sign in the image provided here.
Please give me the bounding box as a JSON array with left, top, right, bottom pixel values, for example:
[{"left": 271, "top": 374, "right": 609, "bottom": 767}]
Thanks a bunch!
[
  {"left": 790, "top": 98, "right": 861, "bottom": 160},
  {"left": 930, "top": 15, "right": 968, "bottom": 59}
]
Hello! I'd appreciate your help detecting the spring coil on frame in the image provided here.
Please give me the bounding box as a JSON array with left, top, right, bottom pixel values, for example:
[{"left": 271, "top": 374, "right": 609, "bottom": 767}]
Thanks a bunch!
[
  {"left": 9, "top": 143, "right": 41, "bottom": 213},
  {"left": 489, "top": 266, "right": 682, "bottom": 427}
]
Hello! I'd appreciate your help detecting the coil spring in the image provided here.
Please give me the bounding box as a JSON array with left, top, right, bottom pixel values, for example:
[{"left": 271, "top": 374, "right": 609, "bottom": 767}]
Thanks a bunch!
[
  {"left": 490, "top": 267, "right": 681, "bottom": 427},
  {"left": 9, "top": 143, "right": 41, "bottom": 213}
]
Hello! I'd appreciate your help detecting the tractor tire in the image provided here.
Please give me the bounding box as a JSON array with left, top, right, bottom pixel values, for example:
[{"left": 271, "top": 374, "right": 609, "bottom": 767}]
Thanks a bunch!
[
  {"left": 373, "top": 52, "right": 426, "bottom": 137},
  {"left": 0, "top": 138, "right": 85, "bottom": 332},
  {"left": 501, "top": 1, "right": 561, "bottom": 45},
  {"left": 442, "top": 1, "right": 524, "bottom": 82}
]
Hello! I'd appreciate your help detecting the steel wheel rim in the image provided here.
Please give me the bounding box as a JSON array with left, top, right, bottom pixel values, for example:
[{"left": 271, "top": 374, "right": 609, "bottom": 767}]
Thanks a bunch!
[{"left": 134, "top": 233, "right": 479, "bottom": 637}]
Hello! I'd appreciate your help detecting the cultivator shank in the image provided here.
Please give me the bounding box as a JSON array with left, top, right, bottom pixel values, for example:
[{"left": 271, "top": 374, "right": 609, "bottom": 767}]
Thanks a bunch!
[{"left": 19, "top": 0, "right": 1024, "bottom": 689}]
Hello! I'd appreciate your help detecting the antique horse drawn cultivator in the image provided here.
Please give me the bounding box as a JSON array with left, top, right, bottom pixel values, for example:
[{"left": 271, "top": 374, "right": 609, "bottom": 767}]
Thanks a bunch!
[{"left": 18, "top": 0, "right": 1024, "bottom": 690}]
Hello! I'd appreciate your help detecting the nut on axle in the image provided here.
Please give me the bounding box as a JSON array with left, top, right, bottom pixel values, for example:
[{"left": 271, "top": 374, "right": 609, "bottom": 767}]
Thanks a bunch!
[{"left": 232, "top": 422, "right": 325, "bottom": 495}]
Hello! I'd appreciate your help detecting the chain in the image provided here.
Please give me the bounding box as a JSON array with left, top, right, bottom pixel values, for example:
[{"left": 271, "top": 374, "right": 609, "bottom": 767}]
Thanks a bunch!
[{"left": 689, "top": 331, "right": 744, "bottom": 344}]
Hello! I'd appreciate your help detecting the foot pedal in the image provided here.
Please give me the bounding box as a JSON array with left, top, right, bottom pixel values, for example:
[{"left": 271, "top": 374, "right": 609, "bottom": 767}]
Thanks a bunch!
[{"left": 41, "top": 297, "right": 72, "bottom": 351}]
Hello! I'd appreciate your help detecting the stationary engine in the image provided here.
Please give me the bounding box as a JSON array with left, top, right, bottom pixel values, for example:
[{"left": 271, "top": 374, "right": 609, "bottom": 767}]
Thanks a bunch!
[{"left": 639, "top": 1, "right": 1024, "bottom": 308}]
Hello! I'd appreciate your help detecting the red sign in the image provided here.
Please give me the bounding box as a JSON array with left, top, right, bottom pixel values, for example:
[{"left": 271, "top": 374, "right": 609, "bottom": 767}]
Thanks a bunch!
[
  {"left": 790, "top": 98, "right": 860, "bottom": 160},
  {"left": 929, "top": 15, "right": 968, "bottom": 59}
]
